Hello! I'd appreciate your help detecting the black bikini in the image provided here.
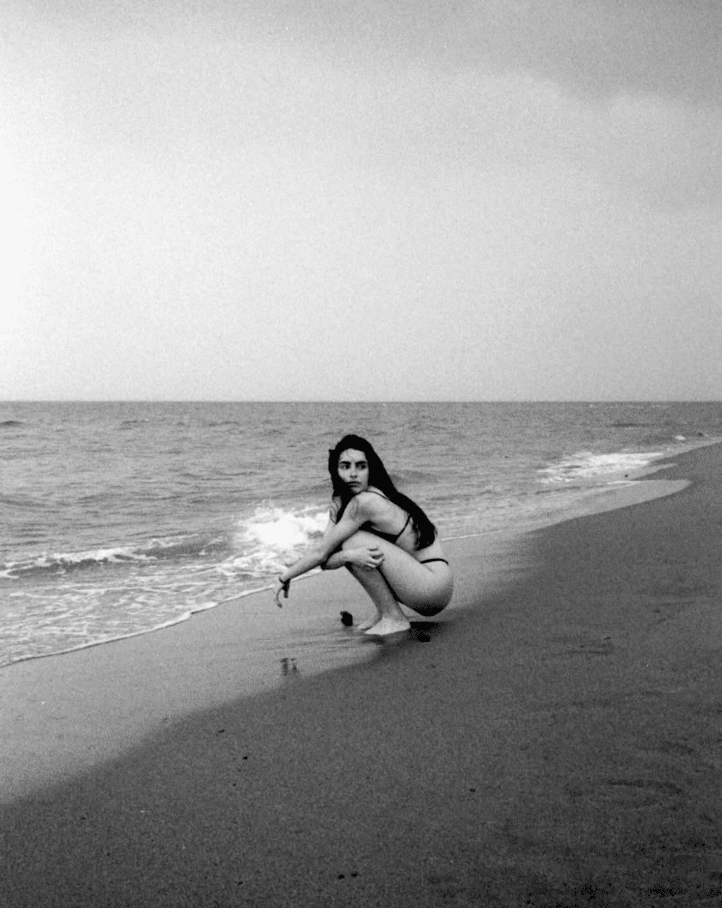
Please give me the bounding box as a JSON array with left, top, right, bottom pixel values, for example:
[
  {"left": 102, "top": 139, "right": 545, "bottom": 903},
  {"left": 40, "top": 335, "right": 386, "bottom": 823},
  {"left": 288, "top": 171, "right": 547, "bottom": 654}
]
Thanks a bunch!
[
  {"left": 355, "top": 491, "right": 450, "bottom": 565},
  {"left": 353, "top": 489, "right": 411, "bottom": 543},
  {"left": 334, "top": 492, "right": 449, "bottom": 599},
  {"left": 365, "top": 514, "right": 412, "bottom": 544}
]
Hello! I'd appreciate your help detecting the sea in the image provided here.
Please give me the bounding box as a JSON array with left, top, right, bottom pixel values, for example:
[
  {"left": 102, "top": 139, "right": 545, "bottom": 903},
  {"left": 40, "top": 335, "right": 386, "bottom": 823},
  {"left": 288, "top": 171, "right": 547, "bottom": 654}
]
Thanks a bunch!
[{"left": 1, "top": 401, "right": 721, "bottom": 670}]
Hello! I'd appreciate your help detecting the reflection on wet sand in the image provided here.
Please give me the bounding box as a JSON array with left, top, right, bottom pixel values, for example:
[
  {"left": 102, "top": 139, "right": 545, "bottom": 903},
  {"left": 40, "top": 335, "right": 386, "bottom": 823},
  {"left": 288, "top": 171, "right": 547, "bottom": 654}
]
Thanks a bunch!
[{"left": 281, "top": 657, "right": 298, "bottom": 677}]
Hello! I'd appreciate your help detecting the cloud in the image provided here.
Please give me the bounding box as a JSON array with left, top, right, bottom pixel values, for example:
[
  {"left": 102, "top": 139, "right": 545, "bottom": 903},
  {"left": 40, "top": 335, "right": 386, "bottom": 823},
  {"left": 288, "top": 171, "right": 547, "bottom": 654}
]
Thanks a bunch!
[
  {"left": 11, "top": 0, "right": 722, "bottom": 106},
  {"left": 226, "top": 0, "right": 722, "bottom": 107},
  {"left": 446, "top": 0, "right": 722, "bottom": 106}
]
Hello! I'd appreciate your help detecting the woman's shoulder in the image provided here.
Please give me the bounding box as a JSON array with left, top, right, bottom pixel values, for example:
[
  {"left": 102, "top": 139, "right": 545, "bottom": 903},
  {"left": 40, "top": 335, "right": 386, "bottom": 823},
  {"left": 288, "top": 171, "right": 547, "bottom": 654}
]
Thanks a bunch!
[
  {"left": 364, "top": 486, "right": 391, "bottom": 500},
  {"left": 330, "top": 494, "right": 373, "bottom": 520},
  {"left": 353, "top": 488, "right": 395, "bottom": 516},
  {"left": 333, "top": 488, "right": 397, "bottom": 523}
]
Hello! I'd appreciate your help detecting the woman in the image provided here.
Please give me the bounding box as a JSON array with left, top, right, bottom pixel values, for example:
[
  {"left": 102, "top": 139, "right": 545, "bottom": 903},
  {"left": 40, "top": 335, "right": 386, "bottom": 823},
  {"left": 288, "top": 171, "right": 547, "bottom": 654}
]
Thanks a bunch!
[{"left": 272, "top": 435, "right": 453, "bottom": 636}]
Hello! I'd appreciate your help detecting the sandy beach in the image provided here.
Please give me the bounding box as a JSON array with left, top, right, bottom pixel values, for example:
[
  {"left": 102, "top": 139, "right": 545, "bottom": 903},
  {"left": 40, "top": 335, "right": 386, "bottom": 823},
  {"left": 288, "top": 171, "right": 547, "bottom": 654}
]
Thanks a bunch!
[{"left": 2, "top": 443, "right": 722, "bottom": 907}]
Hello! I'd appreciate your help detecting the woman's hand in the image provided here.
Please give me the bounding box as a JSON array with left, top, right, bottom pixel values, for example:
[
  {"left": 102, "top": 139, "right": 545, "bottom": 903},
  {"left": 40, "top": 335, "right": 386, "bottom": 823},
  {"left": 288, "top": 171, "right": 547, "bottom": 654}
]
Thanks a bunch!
[
  {"left": 345, "top": 544, "right": 384, "bottom": 570},
  {"left": 273, "top": 576, "right": 290, "bottom": 607}
]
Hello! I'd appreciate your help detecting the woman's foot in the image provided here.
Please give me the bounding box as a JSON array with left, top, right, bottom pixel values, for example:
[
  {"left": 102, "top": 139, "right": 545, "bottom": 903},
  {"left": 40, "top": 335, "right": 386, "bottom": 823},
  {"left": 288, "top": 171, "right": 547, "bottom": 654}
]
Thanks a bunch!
[
  {"left": 355, "top": 613, "right": 381, "bottom": 631},
  {"left": 364, "top": 615, "right": 411, "bottom": 636}
]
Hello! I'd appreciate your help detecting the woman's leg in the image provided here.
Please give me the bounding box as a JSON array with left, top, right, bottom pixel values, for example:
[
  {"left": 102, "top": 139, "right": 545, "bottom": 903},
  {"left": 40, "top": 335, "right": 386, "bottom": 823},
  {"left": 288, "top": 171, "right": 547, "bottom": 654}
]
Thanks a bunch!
[
  {"left": 344, "top": 559, "right": 411, "bottom": 635},
  {"left": 342, "top": 531, "right": 453, "bottom": 635}
]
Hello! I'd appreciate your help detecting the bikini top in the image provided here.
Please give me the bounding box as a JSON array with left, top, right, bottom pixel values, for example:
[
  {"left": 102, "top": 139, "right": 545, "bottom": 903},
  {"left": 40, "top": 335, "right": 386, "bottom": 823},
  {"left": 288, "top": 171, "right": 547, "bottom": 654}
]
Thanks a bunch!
[{"left": 350, "top": 489, "right": 413, "bottom": 544}]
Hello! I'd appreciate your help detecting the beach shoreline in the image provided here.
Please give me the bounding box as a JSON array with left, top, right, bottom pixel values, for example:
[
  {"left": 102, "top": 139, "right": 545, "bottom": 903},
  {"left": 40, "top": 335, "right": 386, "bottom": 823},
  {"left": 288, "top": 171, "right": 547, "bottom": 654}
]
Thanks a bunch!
[
  {"left": 3, "top": 442, "right": 722, "bottom": 906},
  {"left": 0, "top": 464, "right": 691, "bottom": 805}
]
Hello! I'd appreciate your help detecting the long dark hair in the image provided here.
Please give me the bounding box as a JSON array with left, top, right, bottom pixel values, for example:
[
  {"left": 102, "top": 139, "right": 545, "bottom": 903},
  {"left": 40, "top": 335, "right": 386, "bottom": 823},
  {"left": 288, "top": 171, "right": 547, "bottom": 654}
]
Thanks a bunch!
[{"left": 327, "top": 434, "right": 437, "bottom": 550}]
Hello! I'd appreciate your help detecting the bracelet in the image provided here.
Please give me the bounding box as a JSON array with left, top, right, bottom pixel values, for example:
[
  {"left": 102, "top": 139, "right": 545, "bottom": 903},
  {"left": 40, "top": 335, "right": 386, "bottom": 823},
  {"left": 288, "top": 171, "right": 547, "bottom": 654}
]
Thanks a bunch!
[{"left": 279, "top": 575, "right": 290, "bottom": 598}]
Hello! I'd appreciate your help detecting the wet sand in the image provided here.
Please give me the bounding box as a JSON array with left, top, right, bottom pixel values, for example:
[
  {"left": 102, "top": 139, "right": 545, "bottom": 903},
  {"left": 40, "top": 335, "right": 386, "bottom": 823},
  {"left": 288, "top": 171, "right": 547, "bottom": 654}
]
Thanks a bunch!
[{"left": 2, "top": 444, "right": 722, "bottom": 906}]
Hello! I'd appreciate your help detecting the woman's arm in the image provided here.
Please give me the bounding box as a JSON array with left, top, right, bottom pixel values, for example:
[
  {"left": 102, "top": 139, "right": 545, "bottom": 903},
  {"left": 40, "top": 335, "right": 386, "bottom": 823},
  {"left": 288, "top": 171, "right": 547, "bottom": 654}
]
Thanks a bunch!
[
  {"left": 306, "top": 504, "right": 347, "bottom": 571},
  {"left": 273, "top": 499, "right": 367, "bottom": 605},
  {"left": 320, "top": 543, "right": 383, "bottom": 571},
  {"left": 319, "top": 549, "right": 348, "bottom": 571}
]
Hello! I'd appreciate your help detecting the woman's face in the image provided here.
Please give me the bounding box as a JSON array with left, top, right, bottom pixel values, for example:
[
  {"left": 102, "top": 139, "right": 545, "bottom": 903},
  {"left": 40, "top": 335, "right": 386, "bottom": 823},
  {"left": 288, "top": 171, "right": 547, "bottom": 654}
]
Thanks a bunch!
[{"left": 337, "top": 448, "right": 370, "bottom": 494}]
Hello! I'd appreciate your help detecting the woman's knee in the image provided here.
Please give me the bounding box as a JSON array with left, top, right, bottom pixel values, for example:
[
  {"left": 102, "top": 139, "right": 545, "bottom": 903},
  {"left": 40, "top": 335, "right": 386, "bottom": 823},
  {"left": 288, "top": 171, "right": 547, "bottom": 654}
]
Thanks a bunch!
[
  {"left": 340, "top": 529, "right": 375, "bottom": 550},
  {"left": 402, "top": 576, "right": 454, "bottom": 615}
]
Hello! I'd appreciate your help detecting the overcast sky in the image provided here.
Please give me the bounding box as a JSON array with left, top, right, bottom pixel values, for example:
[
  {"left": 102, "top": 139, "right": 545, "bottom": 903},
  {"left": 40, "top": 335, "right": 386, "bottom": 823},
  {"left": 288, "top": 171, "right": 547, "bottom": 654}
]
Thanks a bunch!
[{"left": 2, "top": 0, "right": 721, "bottom": 401}]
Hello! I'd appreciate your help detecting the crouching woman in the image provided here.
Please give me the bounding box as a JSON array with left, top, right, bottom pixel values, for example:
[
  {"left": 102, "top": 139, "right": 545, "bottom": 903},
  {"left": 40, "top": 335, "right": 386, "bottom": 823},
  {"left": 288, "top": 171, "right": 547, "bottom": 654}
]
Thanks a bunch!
[{"left": 272, "top": 434, "right": 453, "bottom": 636}]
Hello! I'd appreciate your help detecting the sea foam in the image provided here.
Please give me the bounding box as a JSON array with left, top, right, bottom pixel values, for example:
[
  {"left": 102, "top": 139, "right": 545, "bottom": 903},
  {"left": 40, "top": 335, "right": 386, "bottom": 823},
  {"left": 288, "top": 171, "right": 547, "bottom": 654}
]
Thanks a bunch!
[{"left": 538, "top": 451, "right": 664, "bottom": 485}]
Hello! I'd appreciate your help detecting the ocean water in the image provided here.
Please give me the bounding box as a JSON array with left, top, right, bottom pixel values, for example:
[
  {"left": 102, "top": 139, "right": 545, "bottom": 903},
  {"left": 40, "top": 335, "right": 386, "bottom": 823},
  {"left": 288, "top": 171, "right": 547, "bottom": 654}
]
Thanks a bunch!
[{"left": 1, "top": 401, "right": 720, "bottom": 668}]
